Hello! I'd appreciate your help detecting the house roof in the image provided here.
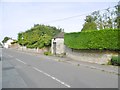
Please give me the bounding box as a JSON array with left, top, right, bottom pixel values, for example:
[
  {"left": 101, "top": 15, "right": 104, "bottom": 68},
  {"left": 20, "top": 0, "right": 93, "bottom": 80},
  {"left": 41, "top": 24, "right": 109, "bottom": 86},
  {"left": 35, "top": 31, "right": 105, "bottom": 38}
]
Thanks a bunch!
[{"left": 53, "top": 32, "right": 64, "bottom": 38}]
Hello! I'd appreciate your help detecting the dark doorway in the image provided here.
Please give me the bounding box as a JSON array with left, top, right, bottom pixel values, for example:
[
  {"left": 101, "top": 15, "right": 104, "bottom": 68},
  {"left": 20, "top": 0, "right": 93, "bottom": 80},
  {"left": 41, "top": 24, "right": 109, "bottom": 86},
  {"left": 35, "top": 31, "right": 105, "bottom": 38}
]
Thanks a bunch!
[{"left": 53, "top": 42, "right": 56, "bottom": 55}]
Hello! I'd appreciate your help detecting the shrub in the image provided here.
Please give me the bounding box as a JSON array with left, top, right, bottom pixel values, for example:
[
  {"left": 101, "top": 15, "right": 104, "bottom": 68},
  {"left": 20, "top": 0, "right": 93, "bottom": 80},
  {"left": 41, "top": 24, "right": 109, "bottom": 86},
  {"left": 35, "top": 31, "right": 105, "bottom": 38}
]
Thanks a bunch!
[
  {"left": 107, "top": 60, "right": 112, "bottom": 65},
  {"left": 44, "top": 51, "right": 51, "bottom": 56},
  {"left": 111, "top": 55, "right": 120, "bottom": 66},
  {"left": 64, "top": 29, "right": 119, "bottom": 50},
  {"left": 17, "top": 24, "right": 61, "bottom": 49}
]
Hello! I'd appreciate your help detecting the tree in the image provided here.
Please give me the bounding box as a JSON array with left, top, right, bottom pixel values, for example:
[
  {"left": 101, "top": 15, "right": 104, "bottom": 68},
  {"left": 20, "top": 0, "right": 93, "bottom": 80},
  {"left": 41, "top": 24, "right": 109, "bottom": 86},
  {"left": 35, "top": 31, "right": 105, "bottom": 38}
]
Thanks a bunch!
[
  {"left": 81, "top": 5, "right": 118, "bottom": 31},
  {"left": 2, "top": 37, "right": 11, "bottom": 43},
  {"left": 118, "top": 1, "right": 120, "bottom": 29},
  {"left": 91, "top": 11, "right": 102, "bottom": 30},
  {"left": 115, "top": 2, "right": 120, "bottom": 29},
  {"left": 81, "top": 15, "right": 97, "bottom": 31},
  {"left": 18, "top": 24, "right": 62, "bottom": 49}
]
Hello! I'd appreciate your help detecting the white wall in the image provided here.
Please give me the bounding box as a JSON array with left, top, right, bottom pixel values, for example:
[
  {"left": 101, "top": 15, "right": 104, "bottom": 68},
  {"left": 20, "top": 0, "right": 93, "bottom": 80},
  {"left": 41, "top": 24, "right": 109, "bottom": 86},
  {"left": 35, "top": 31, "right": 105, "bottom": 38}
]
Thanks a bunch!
[
  {"left": 51, "top": 38, "right": 65, "bottom": 55},
  {"left": 56, "top": 38, "right": 65, "bottom": 54}
]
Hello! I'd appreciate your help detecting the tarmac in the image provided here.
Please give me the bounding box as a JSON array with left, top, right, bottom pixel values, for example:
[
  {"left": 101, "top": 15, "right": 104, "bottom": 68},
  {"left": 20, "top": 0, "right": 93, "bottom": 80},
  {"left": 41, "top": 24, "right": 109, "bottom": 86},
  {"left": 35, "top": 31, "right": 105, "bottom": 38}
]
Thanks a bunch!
[{"left": 10, "top": 48, "right": 120, "bottom": 75}]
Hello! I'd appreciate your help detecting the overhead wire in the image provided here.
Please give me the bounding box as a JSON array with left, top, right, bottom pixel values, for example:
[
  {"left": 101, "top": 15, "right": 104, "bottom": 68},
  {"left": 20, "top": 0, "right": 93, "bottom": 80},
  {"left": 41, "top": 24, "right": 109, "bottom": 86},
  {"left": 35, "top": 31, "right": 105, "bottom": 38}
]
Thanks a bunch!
[{"left": 41, "top": 5, "right": 117, "bottom": 24}]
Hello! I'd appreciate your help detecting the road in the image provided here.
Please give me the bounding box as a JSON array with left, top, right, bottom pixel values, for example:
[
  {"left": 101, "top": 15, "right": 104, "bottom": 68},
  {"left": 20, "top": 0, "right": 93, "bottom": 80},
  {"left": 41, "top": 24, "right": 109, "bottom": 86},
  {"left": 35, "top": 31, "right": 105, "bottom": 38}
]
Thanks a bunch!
[{"left": 2, "top": 48, "right": 118, "bottom": 88}]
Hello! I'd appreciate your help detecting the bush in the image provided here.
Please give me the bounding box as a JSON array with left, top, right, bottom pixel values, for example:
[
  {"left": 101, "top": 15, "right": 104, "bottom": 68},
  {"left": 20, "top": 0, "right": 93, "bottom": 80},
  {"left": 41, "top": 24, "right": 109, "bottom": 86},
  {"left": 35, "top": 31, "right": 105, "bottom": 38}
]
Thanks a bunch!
[
  {"left": 17, "top": 24, "right": 61, "bottom": 49},
  {"left": 44, "top": 52, "right": 51, "bottom": 56},
  {"left": 111, "top": 55, "right": 120, "bottom": 66},
  {"left": 26, "top": 45, "right": 35, "bottom": 49},
  {"left": 64, "top": 29, "right": 119, "bottom": 50}
]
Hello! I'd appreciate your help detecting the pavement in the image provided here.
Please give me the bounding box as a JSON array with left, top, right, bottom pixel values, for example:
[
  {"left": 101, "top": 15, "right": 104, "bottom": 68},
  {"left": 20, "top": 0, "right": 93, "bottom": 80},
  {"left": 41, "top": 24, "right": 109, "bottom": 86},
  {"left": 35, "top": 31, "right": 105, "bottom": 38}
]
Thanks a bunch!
[
  {"left": 51, "top": 56, "right": 119, "bottom": 75},
  {"left": 15, "top": 48, "right": 119, "bottom": 75}
]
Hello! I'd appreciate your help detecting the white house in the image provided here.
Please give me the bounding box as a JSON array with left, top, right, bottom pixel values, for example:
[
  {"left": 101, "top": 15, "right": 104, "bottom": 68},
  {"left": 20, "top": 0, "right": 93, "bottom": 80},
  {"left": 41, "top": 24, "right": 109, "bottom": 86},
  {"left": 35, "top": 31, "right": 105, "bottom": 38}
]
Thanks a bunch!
[
  {"left": 4, "top": 39, "right": 14, "bottom": 48},
  {"left": 51, "top": 32, "right": 65, "bottom": 55}
]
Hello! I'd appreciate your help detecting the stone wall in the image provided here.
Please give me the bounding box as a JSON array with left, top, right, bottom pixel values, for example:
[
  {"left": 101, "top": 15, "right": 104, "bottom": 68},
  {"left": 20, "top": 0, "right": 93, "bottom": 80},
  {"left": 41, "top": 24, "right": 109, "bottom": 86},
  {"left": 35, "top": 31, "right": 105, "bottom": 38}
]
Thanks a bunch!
[
  {"left": 65, "top": 46, "right": 118, "bottom": 64},
  {"left": 9, "top": 43, "right": 20, "bottom": 49},
  {"left": 15, "top": 46, "right": 49, "bottom": 54}
]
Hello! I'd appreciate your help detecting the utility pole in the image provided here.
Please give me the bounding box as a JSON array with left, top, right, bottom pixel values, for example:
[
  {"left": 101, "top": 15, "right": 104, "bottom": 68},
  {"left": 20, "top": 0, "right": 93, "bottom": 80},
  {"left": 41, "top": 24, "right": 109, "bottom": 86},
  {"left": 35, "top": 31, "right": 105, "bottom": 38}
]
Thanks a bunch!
[{"left": 21, "top": 34, "right": 24, "bottom": 51}]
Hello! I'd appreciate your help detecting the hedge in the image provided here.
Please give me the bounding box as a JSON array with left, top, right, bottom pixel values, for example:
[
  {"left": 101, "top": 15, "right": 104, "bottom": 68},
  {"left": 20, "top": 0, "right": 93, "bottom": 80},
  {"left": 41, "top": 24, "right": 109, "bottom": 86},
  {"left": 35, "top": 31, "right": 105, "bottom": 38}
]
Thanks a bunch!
[{"left": 64, "top": 29, "right": 120, "bottom": 50}]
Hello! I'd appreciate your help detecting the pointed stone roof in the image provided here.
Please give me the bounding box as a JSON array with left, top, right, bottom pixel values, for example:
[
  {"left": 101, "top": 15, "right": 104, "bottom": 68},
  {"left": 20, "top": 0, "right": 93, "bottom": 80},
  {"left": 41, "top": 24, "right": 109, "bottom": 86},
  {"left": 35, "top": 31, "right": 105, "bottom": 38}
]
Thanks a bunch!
[{"left": 53, "top": 32, "right": 64, "bottom": 38}]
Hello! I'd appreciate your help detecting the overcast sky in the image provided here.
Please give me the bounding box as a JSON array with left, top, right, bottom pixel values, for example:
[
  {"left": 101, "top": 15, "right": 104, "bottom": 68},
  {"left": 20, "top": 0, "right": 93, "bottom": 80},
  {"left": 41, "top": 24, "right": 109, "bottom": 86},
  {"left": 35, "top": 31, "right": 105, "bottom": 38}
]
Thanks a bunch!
[{"left": 0, "top": 0, "right": 119, "bottom": 42}]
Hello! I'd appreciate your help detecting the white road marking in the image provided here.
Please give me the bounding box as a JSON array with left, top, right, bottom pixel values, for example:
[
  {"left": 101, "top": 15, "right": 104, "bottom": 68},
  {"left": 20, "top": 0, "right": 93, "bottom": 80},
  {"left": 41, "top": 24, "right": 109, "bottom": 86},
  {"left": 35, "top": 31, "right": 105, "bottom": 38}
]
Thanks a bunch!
[
  {"left": 16, "top": 58, "right": 26, "bottom": 64},
  {"left": 33, "top": 67, "right": 71, "bottom": 88},
  {"left": 8, "top": 55, "right": 13, "bottom": 58}
]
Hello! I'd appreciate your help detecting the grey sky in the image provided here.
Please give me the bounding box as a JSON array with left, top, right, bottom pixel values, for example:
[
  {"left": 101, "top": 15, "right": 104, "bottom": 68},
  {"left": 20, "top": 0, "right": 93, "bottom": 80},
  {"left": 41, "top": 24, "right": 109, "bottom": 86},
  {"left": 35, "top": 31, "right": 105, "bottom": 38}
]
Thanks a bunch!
[{"left": 0, "top": 0, "right": 119, "bottom": 42}]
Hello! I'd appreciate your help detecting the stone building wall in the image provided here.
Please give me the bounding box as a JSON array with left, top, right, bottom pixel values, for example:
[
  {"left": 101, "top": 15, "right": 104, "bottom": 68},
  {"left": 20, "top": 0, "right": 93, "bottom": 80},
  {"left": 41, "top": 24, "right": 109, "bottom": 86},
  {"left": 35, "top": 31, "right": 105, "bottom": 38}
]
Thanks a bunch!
[
  {"left": 51, "top": 38, "right": 65, "bottom": 55},
  {"left": 56, "top": 38, "right": 65, "bottom": 54}
]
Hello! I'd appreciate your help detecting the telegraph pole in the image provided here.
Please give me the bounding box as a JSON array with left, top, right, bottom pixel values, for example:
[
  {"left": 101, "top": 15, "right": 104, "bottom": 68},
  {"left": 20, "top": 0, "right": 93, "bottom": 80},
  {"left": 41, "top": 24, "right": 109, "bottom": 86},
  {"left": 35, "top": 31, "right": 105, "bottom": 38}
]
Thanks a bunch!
[{"left": 21, "top": 33, "right": 24, "bottom": 51}]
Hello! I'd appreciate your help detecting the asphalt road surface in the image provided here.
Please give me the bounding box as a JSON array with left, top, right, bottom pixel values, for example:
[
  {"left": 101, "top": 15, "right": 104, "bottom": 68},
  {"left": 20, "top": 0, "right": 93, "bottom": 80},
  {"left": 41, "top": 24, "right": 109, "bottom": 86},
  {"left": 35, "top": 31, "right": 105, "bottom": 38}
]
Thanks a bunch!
[{"left": 2, "top": 48, "right": 118, "bottom": 88}]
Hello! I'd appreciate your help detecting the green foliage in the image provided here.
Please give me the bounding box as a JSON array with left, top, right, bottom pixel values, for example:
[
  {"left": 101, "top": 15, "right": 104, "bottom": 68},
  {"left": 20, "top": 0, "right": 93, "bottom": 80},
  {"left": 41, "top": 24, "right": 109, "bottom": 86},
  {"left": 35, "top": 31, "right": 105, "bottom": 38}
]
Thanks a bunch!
[
  {"left": 64, "top": 29, "right": 119, "bottom": 50},
  {"left": 81, "top": 22, "right": 97, "bottom": 31},
  {"left": 44, "top": 51, "right": 51, "bottom": 56},
  {"left": 2, "top": 37, "right": 11, "bottom": 43},
  {"left": 81, "top": 5, "right": 118, "bottom": 31},
  {"left": 18, "top": 24, "right": 61, "bottom": 49},
  {"left": 107, "top": 60, "right": 112, "bottom": 65},
  {"left": 81, "top": 15, "right": 97, "bottom": 31},
  {"left": 115, "top": 4, "right": 120, "bottom": 28},
  {"left": 111, "top": 55, "right": 120, "bottom": 66}
]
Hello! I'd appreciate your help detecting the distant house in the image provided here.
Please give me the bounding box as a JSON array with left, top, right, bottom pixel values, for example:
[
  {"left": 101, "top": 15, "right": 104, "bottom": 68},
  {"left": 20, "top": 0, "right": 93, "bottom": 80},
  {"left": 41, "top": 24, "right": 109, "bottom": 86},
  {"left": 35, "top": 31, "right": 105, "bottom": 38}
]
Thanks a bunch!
[
  {"left": 4, "top": 39, "right": 14, "bottom": 48},
  {"left": 51, "top": 32, "right": 65, "bottom": 55}
]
